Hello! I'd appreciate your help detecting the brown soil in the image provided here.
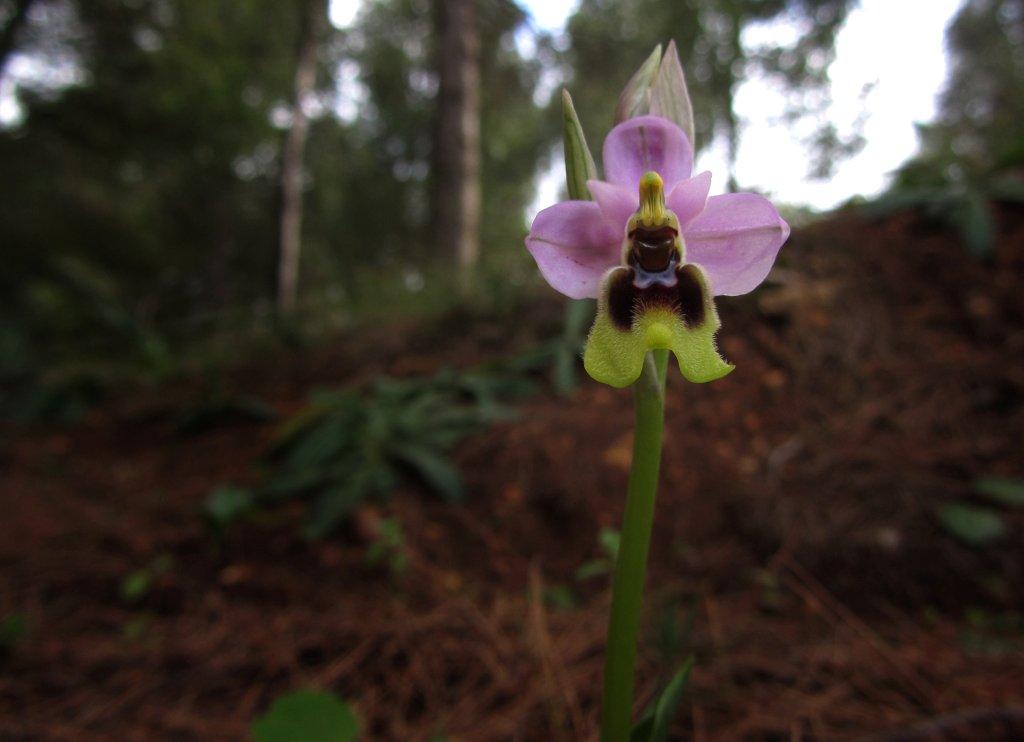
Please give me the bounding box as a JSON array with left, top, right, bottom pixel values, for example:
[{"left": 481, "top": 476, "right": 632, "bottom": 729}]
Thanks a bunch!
[{"left": 1, "top": 204, "right": 1023, "bottom": 740}]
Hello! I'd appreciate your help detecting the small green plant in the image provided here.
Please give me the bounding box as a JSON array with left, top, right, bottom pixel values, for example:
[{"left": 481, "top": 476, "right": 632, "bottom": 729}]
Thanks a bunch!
[
  {"left": 651, "top": 597, "right": 697, "bottom": 669},
  {"left": 938, "top": 503, "right": 1007, "bottom": 546},
  {"left": 209, "top": 366, "right": 533, "bottom": 539},
  {"left": 974, "top": 477, "right": 1024, "bottom": 507},
  {"left": 365, "top": 517, "right": 408, "bottom": 576},
  {"left": 576, "top": 528, "right": 621, "bottom": 582},
  {"left": 251, "top": 690, "right": 359, "bottom": 742},
  {"left": 937, "top": 477, "right": 1024, "bottom": 547},
  {"left": 0, "top": 614, "right": 28, "bottom": 655},
  {"left": 121, "top": 616, "right": 151, "bottom": 641},
  {"left": 959, "top": 609, "right": 1024, "bottom": 656},
  {"left": 629, "top": 656, "right": 695, "bottom": 742},
  {"left": 542, "top": 584, "right": 580, "bottom": 611},
  {"left": 120, "top": 554, "right": 174, "bottom": 605},
  {"left": 203, "top": 485, "right": 257, "bottom": 537}
]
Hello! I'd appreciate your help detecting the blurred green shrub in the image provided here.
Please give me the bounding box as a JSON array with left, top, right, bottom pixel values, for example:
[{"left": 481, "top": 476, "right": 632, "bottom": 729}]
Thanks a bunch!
[
  {"left": 866, "top": 176, "right": 1024, "bottom": 259},
  {"left": 208, "top": 365, "right": 534, "bottom": 539},
  {"left": 872, "top": 0, "right": 1024, "bottom": 258}
]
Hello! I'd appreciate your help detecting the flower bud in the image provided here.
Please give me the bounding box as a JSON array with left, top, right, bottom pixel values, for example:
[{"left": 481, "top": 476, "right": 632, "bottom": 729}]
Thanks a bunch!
[
  {"left": 613, "top": 41, "right": 695, "bottom": 151},
  {"left": 614, "top": 44, "right": 662, "bottom": 124}
]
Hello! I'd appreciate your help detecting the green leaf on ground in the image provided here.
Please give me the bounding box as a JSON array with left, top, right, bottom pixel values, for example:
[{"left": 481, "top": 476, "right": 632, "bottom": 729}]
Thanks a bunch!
[
  {"left": 251, "top": 690, "right": 359, "bottom": 742},
  {"left": 938, "top": 503, "right": 1007, "bottom": 546},
  {"left": 0, "top": 614, "right": 28, "bottom": 653},
  {"left": 974, "top": 477, "right": 1024, "bottom": 507},
  {"left": 204, "top": 486, "right": 256, "bottom": 530},
  {"left": 631, "top": 656, "right": 695, "bottom": 742}
]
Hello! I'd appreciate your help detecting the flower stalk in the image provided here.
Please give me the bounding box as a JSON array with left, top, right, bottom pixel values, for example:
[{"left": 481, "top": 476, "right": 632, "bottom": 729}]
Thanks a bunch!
[{"left": 600, "top": 348, "right": 668, "bottom": 742}]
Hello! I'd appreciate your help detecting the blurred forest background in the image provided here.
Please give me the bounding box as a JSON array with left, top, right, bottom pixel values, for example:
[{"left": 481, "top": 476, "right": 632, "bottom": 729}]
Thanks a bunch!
[
  {"left": 2, "top": 0, "right": 1023, "bottom": 739},
  {"left": 0, "top": 0, "right": 957, "bottom": 411},
  {"left": 1, "top": 0, "right": 1020, "bottom": 410}
]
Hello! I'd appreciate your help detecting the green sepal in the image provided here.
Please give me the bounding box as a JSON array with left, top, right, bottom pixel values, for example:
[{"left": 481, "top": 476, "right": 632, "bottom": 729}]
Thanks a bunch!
[
  {"left": 583, "top": 267, "right": 733, "bottom": 388},
  {"left": 561, "top": 89, "right": 598, "bottom": 201},
  {"left": 614, "top": 44, "right": 663, "bottom": 124},
  {"left": 630, "top": 656, "right": 695, "bottom": 742},
  {"left": 649, "top": 41, "right": 696, "bottom": 150}
]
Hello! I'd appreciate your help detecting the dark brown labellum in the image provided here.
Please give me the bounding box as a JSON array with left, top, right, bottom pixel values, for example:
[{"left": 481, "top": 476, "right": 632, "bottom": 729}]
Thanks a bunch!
[
  {"left": 628, "top": 226, "right": 678, "bottom": 272},
  {"left": 608, "top": 267, "right": 637, "bottom": 331}
]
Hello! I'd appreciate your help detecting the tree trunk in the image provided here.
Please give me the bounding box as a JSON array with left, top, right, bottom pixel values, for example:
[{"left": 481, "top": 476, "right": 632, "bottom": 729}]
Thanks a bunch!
[
  {"left": 432, "top": 0, "right": 481, "bottom": 286},
  {"left": 0, "top": 0, "right": 35, "bottom": 76},
  {"left": 276, "top": 0, "right": 323, "bottom": 314}
]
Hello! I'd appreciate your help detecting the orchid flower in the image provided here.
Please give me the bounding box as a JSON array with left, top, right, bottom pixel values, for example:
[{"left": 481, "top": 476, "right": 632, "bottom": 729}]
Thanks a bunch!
[
  {"left": 526, "top": 114, "right": 790, "bottom": 388},
  {"left": 529, "top": 43, "right": 793, "bottom": 742}
]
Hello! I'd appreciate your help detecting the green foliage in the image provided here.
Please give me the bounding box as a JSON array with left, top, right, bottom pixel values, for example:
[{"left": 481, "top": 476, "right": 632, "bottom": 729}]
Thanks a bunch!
[
  {"left": 0, "top": 614, "right": 28, "bottom": 655},
  {"left": 228, "top": 365, "right": 532, "bottom": 539},
  {"left": 960, "top": 609, "right": 1024, "bottom": 656},
  {"left": 1, "top": 0, "right": 301, "bottom": 368},
  {"left": 203, "top": 485, "right": 257, "bottom": 536},
  {"left": 121, "top": 616, "right": 151, "bottom": 641},
  {"left": 938, "top": 503, "right": 1008, "bottom": 547},
  {"left": 365, "top": 517, "right": 408, "bottom": 575},
  {"left": 652, "top": 597, "right": 697, "bottom": 668},
  {"left": 935, "top": 475, "right": 1024, "bottom": 547},
  {"left": 542, "top": 584, "right": 580, "bottom": 611},
  {"left": 575, "top": 527, "right": 620, "bottom": 582},
  {"left": 630, "top": 656, "right": 695, "bottom": 742},
  {"left": 903, "top": 0, "right": 1024, "bottom": 181},
  {"left": 251, "top": 690, "right": 359, "bottom": 742},
  {"left": 1, "top": 0, "right": 556, "bottom": 394},
  {"left": 2, "top": 363, "right": 109, "bottom": 423},
  {"left": 867, "top": 175, "right": 1024, "bottom": 258},
  {"left": 120, "top": 554, "right": 173, "bottom": 605},
  {"left": 887, "top": 0, "right": 1024, "bottom": 252},
  {"left": 974, "top": 477, "right": 1024, "bottom": 508},
  {"left": 304, "top": 0, "right": 556, "bottom": 287},
  {"left": 177, "top": 392, "right": 277, "bottom": 436}
]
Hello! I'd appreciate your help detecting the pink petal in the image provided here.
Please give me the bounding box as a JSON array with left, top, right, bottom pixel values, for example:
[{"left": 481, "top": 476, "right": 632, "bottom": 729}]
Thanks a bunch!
[
  {"left": 683, "top": 193, "right": 790, "bottom": 296},
  {"left": 602, "top": 115, "right": 693, "bottom": 192},
  {"left": 525, "top": 200, "right": 621, "bottom": 300},
  {"left": 666, "top": 171, "right": 712, "bottom": 228},
  {"left": 587, "top": 179, "right": 637, "bottom": 237}
]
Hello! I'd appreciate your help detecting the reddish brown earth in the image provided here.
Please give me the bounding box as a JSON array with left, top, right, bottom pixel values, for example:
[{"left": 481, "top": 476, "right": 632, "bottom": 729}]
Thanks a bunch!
[{"left": 1, "top": 205, "right": 1023, "bottom": 740}]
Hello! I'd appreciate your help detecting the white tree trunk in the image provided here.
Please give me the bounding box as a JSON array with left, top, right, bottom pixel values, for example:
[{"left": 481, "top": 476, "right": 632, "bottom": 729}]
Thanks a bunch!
[
  {"left": 277, "top": 0, "right": 323, "bottom": 314},
  {"left": 433, "top": 0, "right": 481, "bottom": 286}
]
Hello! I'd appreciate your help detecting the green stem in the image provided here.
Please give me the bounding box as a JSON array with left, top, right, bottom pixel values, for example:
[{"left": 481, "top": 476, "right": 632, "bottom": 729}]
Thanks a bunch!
[{"left": 600, "top": 349, "right": 669, "bottom": 741}]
